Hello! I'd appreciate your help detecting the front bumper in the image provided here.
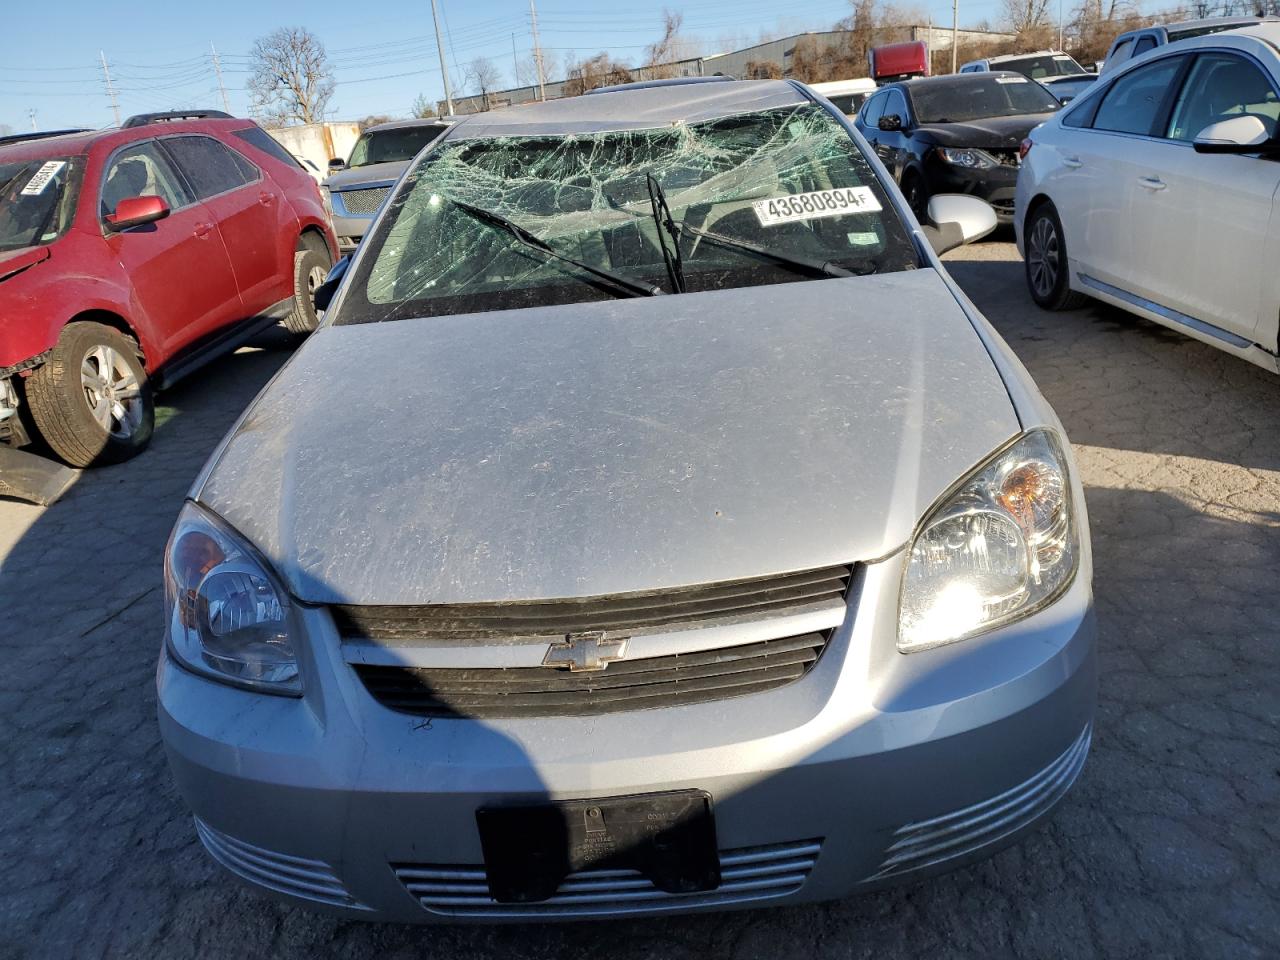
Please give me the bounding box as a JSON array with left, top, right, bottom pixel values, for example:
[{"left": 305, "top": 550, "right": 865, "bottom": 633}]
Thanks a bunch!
[
  {"left": 924, "top": 159, "right": 1019, "bottom": 222},
  {"left": 158, "top": 553, "right": 1096, "bottom": 923},
  {"left": 330, "top": 212, "right": 372, "bottom": 254}
]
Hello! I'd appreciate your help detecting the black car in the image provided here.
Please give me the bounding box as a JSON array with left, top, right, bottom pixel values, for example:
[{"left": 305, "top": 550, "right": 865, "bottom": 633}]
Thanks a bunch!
[{"left": 854, "top": 72, "right": 1061, "bottom": 222}]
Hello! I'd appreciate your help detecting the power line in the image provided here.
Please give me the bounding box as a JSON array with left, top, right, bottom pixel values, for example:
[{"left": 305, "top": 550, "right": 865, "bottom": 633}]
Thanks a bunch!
[{"left": 100, "top": 51, "right": 120, "bottom": 126}]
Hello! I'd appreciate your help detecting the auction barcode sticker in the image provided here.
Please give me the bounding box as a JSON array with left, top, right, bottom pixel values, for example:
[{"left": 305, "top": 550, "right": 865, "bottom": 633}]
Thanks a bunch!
[
  {"left": 21, "top": 161, "right": 66, "bottom": 196},
  {"left": 753, "top": 186, "right": 882, "bottom": 227}
]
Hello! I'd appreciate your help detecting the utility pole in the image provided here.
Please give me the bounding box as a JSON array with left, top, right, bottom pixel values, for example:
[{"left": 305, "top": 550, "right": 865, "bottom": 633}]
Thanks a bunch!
[
  {"left": 211, "top": 42, "right": 231, "bottom": 114},
  {"left": 430, "top": 0, "right": 455, "bottom": 116},
  {"left": 950, "top": 0, "right": 959, "bottom": 74},
  {"left": 1058, "top": 0, "right": 1064, "bottom": 51},
  {"left": 512, "top": 33, "right": 519, "bottom": 81},
  {"left": 100, "top": 51, "right": 121, "bottom": 126},
  {"left": 28, "top": 109, "right": 37, "bottom": 132},
  {"left": 529, "top": 0, "right": 547, "bottom": 101}
]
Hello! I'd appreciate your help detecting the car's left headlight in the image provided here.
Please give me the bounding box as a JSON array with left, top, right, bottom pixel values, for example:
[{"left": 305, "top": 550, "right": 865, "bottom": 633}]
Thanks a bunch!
[
  {"left": 163, "top": 501, "right": 302, "bottom": 694},
  {"left": 898, "top": 429, "right": 1079, "bottom": 653},
  {"left": 936, "top": 146, "right": 998, "bottom": 169}
]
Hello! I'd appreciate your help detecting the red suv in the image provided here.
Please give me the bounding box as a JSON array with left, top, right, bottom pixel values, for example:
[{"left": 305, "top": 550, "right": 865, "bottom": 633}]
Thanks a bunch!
[{"left": 0, "top": 110, "right": 337, "bottom": 467}]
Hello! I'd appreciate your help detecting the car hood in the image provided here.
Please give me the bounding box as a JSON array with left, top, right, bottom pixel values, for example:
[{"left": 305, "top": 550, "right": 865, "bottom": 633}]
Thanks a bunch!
[
  {"left": 915, "top": 113, "right": 1056, "bottom": 148},
  {"left": 198, "top": 268, "right": 1020, "bottom": 605},
  {"left": 323, "top": 160, "right": 408, "bottom": 190},
  {"left": 0, "top": 246, "right": 49, "bottom": 284}
]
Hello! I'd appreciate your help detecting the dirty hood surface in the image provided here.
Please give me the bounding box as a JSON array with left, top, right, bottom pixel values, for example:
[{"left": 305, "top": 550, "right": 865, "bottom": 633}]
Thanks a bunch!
[
  {"left": 198, "top": 268, "right": 1020, "bottom": 605},
  {"left": 324, "top": 161, "right": 407, "bottom": 192}
]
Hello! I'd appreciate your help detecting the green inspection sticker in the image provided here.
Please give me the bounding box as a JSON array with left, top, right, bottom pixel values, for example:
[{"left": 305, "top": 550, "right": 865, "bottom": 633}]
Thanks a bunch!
[{"left": 847, "top": 231, "right": 879, "bottom": 246}]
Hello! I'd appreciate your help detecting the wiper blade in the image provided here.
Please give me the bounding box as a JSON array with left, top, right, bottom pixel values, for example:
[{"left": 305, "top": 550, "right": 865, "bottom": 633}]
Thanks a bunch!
[
  {"left": 604, "top": 190, "right": 864, "bottom": 280},
  {"left": 675, "top": 222, "right": 860, "bottom": 279},
  {"left": 646, "top": 174, "right": 686, "bottom": 293},
  {"left": 447, "top": 197, "right": 663, "bottom": 299}
]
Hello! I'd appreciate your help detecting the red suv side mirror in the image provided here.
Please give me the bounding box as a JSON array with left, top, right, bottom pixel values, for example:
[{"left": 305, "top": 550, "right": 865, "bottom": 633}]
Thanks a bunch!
[{"left": 105, "top": 195, "right": 171, "bottom": 231}]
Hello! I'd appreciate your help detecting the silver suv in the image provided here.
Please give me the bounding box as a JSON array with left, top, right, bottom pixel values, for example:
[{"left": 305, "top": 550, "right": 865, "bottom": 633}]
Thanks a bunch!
[{"left": 323, "top": 118, "right": 452, "bottom": 252}]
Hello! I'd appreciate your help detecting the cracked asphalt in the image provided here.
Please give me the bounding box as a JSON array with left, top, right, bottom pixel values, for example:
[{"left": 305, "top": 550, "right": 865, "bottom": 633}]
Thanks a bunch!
[{"left": 2, "top": 240, "right": 1278, "bottom": 959}]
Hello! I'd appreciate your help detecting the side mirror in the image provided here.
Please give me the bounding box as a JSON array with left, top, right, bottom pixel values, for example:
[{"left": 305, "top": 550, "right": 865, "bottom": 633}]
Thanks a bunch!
[
  {"left": 878, "top": 114, "right": 903, "bottom": 132},
  {"left": 922, "top": 194, "right": 998, "bottom": 255},
  {"left": 105, "top": 195, "right": 170, "bottom": 231},
  {"left": 328, "top": 157, "right": 346, "bottom": 171},
  {"left": 1193, "top": 115, "right": 1276, "bottom": 154},
  {"left": 312, "top": 254, "right": 351, "bottom": 312}
]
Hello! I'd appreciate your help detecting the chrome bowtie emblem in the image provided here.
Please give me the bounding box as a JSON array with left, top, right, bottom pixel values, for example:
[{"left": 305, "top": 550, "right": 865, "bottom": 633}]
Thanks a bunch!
[{"left": 542, "top": 631, "right": 628, "bottom": 672}]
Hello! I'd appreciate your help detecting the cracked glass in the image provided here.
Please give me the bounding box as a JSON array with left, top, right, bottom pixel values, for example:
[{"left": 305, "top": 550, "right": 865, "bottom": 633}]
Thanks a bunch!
[{"left": 334, "top": 103, "right": 917, "bottom": 324}]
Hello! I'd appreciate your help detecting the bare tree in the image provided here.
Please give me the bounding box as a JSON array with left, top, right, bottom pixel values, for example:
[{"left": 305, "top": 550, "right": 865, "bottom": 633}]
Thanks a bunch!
[
  {"left": 645, "top": 10, "right": 700, "bottom": 76},
  {"left": 465, "top": 57, "right": 504, "bottom": 110},
  {"left": 411, "top": 94, "right": 437, "bottom": 119},
  {"left": 0, "top": 124, "right": 13, "bottom": 138},
  {"left": 743, "top": 59, "right": 784, "bottom": 79},
  {"left": 1002, "top": 0, "right": 1053, "bottom": 35},
  {"left": 562, "top": 53, "right": 633, "bottom": 97},
  {"left": 247, "top": 27, "right": 335, "bottom": 125}
]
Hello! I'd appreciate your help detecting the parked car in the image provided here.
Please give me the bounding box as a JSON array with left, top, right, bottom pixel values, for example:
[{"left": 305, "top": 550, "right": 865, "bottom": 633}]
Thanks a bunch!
[
  {"left": 1040, "top": 74, "right": 1096, "bottom": 104},
  {"left": 293, "top": 154, "right": 326, "bottom": 185},
  {"left": 158, "top": 77, "right": 1094, "bottom": 924},
  {"left": 809, "top": 78, "right": 877, "bottom": 115},
  {"left": 324, "top": 118, "right": 453, "bottom": 253},
  {"left": 0, "top": 111, "right": 337, "bottom": 466},
  {"left": 961, "top": 51, "right": 1088, "bottom": 79},
  {"left": 855, "top": 72, "right": 1061, "bottom": 220},
  {"left": 1100, "top": 15, "right": 1277, "bottom": 75},
  {"left": 1016, "top": 23, "right": 1280, "bottom": 374}
]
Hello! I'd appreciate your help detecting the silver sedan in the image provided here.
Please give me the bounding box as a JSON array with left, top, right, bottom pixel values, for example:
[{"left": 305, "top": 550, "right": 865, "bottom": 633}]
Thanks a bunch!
[{"left": 158, "top": 77, "right": 1095, "bottom": 922}]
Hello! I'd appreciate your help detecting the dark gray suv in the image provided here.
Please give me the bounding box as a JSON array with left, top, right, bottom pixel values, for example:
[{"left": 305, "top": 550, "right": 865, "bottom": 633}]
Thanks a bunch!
[{"left": 324, "top": 118, "right": 452, "bottom": 252}]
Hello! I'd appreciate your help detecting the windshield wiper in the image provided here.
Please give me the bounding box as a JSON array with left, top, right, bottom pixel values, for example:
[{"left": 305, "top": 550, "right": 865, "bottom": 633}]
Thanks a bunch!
[
  {"left": 646, "top": 174, "right": 686, "bottom": 293},
  {"left": 447, "top": 198, "right": 663, "bottom": 299},
  {"left": 604, "top": 190, "right": 861, "bottom": 280},
  {"left": 673, "top": 222, "right": 861, "bottom": 279}
]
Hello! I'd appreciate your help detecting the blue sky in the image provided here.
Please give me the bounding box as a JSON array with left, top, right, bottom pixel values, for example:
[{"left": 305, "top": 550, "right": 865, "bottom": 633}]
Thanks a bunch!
[{"left": 3, "top": 0, "right": 1022, "bottom": 132}]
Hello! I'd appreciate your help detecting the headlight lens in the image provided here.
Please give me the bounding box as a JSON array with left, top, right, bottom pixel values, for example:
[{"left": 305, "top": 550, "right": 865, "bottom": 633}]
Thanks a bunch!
[
  {"left": 898, "top": 429, "right": 1078, "bottom": 653},
  {"left": 936, "top": 146, "right": 997, "bottom": 168},
  {"left": 163, "top": 501, "right": 301, "bottom": 694}
]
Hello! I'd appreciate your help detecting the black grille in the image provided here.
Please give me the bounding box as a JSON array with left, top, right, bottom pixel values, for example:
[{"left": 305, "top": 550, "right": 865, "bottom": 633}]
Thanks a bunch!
[
  {"left": 355, "top": 632, "right": 829, "bottom": 718},
  {"left": 332, "top": 565, "right": 852, "bottom": 644},
  {"left": 990, "top": 149, "right": 1021, "bottom": 168}
]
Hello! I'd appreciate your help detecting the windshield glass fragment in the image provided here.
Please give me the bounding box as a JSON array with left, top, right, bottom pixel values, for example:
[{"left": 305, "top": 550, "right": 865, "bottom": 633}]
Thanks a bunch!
[{"left": 336, "top": 104, "right": 917, "bottom": 324}]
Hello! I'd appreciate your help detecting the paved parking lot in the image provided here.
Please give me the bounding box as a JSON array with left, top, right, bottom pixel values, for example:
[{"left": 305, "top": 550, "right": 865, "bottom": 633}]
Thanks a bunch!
[{"left": 2, "top": 240, "right": 1278, "bottom": 960}]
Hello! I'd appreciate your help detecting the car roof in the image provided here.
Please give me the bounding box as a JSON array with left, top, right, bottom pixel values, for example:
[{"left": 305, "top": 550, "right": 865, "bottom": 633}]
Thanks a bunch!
[
  {"left": 0, "top": 117, "right": 256, "bottom": 165},
  {"left": 1162, "top": 20, "right": 1280, "bottom": 51},
  {"left": 986, "top": 50, "right": 1070, "bottom": 62},
  {"left": 446, "top": 79, "right": 807, "bottom": 140},
  {"left": 364, "top": 118, "right": 456, "bottom": 133},
  {"left": 897, "top": 70, "right": 1028, "bottom": 90}
]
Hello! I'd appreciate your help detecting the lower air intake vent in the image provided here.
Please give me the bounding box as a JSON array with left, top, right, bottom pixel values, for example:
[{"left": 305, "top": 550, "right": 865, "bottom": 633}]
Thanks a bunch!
[
  {"left": 195, "top": 818, "right": 370, "bottom": 911},
  {"left": 394, "top": 838, "right": 821, "bottom": 918},
  {"left": 864, "top": 723, "right": 1091, "bottom": 882}
]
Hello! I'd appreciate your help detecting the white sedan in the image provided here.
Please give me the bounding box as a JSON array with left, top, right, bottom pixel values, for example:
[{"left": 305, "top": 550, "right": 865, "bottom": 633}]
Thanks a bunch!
[{"left": 1015, "top": 23, "right": 1280, "bottom": 373}]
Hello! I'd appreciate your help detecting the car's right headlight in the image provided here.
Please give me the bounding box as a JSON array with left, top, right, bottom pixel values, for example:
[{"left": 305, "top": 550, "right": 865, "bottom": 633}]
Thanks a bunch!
[
  {"left": 898, "top": 429, "right": 1079, "bottom": 653},
  {"left": 936, "top": 146, "right": 998, "bottom": 169},
  {"left": 163, "top": 501, "right": 302, "bottom": 694}
]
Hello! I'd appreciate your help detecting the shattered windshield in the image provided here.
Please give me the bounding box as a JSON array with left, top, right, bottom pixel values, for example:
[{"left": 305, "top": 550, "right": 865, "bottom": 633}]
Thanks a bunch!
[
  {"left": 0, "top": 156, "right": 81, "bottom": 252},
  {"left": 334, "top": 104, "right": 917, "bottom": 324}
]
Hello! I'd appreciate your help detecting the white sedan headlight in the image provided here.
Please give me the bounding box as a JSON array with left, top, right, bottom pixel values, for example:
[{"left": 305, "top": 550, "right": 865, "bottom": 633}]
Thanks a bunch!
[
  {"left": 898, "top": 429, "right": 1078, "bottom": 653},
  {"left": 163, "top": 501, "right": 301, "bottom": 694}
]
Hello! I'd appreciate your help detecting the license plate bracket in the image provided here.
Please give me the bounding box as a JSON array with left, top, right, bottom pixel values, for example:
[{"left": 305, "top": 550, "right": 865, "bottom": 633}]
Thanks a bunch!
[{"left": 476, "top": 790, "right": 719, "bottom": 904}]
